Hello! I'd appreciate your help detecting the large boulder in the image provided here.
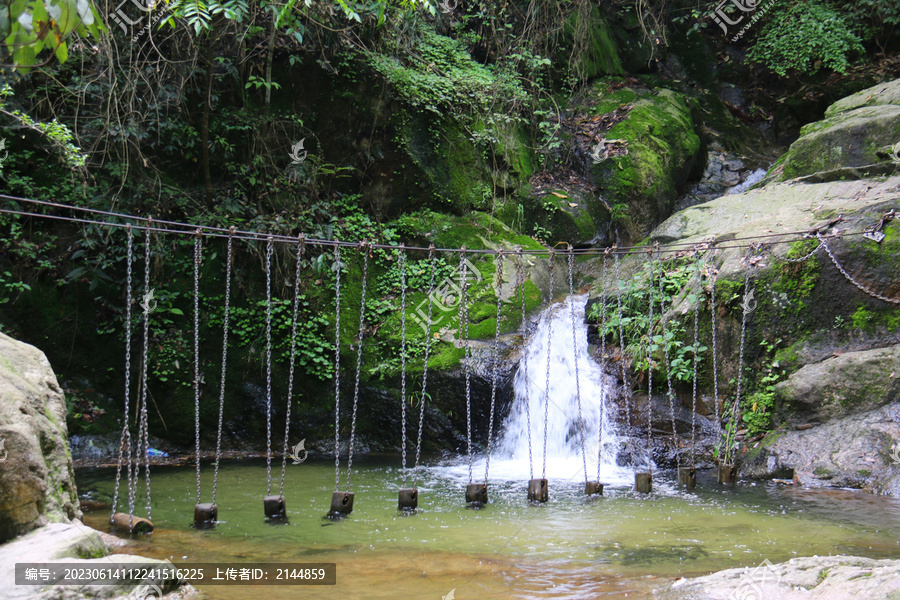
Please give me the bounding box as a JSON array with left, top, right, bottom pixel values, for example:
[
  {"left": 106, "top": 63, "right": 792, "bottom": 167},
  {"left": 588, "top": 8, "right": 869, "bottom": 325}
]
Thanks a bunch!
[
  {"left": 774, "top": 345, "right": 900, "bottom": 424},
  {"left": 661, "top": 555, "right": 900, "bottom": 600},
  {"left": 764, "top": 78, "right": 900, "bottom": 182},
  {"left": 741, "top": 402, "right": 900, "bottom": 495},
  {"left": 0, "top": 522, "right": 197, "bottom": 600},
  {"left": 0, "top": 333, "right": 80, "bottom": 542},
  {"left": 586, "top": 81, "right": 705, "bottom": 242}
]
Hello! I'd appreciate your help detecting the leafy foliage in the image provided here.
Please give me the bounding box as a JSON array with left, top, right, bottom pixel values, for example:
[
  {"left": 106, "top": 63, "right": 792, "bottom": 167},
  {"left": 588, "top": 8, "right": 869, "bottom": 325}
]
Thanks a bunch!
[
  {"left": 0, "top": 0, "right": 106, "bottom": 71},
  {"left": 747, "top": 1, "right": 865, "bottom": 76},
  {"left": 589, "top": 259, "right": 706, "bottom": 386}
]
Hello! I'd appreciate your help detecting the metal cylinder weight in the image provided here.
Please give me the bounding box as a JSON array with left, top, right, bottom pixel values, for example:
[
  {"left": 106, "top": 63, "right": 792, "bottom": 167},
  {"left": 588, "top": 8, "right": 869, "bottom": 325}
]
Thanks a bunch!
[
  {"left": 465, "top": 483, "right": 488, "bottom": 506},
  {"left": 329, "top": 491, "right": 354, "bottom": 516},
  {"left": 527, "top": 478, "right": 548, "bottom": 503},
  {"left": 635, "top": 472, "right": 652, "bottom": 494},
  {"left": 193, "top": 503, "right": 217, "bottom": 528},
  {"left": 398, "top": 488, "right": 418, "bottom": 510}
]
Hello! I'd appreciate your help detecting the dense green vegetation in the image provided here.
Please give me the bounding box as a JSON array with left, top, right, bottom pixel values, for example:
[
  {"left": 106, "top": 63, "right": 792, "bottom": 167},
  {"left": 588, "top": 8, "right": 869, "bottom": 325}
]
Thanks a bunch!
[{"left": 1, "top": 0, "right": 899, "bottom": 449}]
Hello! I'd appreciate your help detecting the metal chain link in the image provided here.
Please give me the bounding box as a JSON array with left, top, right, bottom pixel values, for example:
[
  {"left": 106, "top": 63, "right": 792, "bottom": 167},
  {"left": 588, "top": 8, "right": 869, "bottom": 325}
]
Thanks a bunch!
[
  {"left": 193, "top": 231, "right": 203, "bottom": 504},
  {"left": 542, "top": 250, "right": 555, "bottom": 480},
  {"left": 139, "top": 221, "right": 153, "bottom": 520},
  {"left": 280, "top": 236, "right": 304, "bottom": 497},
  {"left": 264, "top": 237, "right": 274, "bottom": 495},
  {"left": 597, "top": 254, "right": 609, "bottom": 482},
  {"left": 111, "top": 225, "right": 134, "bottom": 518},
  {"left": 460, "top": 249, "right": 474, "bottom": 484},
  {"left": 614, "top": 250, "right": 633, "bottom": 471},
  {"left": 415, "top": 251, "right": 430, "bottom": 485},
  {"left": 708, "top": 264, "right": 723, "bottom": 442},
  {"left": 212, "top": 229, "right": 235, "bottom": 505},
  {"left": 567, "top": 245, "right": 589, "bottom": 485},
  {"left": 656, "top": 246, "right": 680, "bottom": 471},
  {"left": 727, "top": 247, "right": 757, "bottom": 463},
  {"left": 769, "top": 241, "right": 822, "bottom": 263},
  {"left": 516, "top": 249, "right": 533, "bottom": 480},
  {"left": 345, "top": 242, "right": 369, "bottom": 491},
  {"left": 483, "top": 251, "right": 504, "bottom": 484},
  {"left": 333, "top": 244, "right": 343, "bottom": 492},
  {"left": 690, "top": 260, "right": 700, "bottom": 466},
  {"left": 413, "top": 245, "right": 437, "bottom": 488},
  {"left": 819, "top": 235, "right": 900, "bottom": 304},
  {"left": 646, "top": 248, "right": 655, "bottom": 468},
  {"left": 399, "top": 246, "right": 408, "bottom": 483}
]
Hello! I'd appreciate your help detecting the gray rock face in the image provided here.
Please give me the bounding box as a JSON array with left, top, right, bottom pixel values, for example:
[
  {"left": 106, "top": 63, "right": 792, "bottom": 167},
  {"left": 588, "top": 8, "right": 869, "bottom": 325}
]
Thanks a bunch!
[
  {"left": 660, "top": 555, "right": 900, "bottom": 600},
  {"left": 775, "top": 345, "right": 900, "bottom": 423},
  {"left": 0, "top": 333, "right": 81, "bottom": 542},
  {"left": 741, "top": 402, "right": 900, "bottom": 496},
  {"left": 0, "top": 522, "right": 197, "bottom": 600},
  {"left": 764, "top": 77, "right": 900, "bottom": 183}
]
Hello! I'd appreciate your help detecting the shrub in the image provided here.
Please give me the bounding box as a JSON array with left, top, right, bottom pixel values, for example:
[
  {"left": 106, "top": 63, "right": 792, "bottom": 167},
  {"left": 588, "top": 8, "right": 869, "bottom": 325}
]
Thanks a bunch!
[{"left": 747, "top": 1, "right": 864, "bottom": 77}]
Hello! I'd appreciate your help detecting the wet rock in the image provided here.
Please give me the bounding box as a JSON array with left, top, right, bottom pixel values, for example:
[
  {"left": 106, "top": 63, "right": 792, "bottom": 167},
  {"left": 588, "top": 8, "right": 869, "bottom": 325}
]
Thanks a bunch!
[
  {"left": 0, "top": 333, "right": 81, "bottom": 542},
  {"left": 660, "top": 555, "right": 900, "bottom": 600},
  {"left": 762, "top": 77, "right": 900, "bottom": 184},
  {"left": 740, "top": 402, "right": 900, "bottom": 496},
  {"left": 774, "top": 345, "right": 900, "bottom": 424},
  {"left": 0, "top": 522, "right": 198, "bottom": 600}
]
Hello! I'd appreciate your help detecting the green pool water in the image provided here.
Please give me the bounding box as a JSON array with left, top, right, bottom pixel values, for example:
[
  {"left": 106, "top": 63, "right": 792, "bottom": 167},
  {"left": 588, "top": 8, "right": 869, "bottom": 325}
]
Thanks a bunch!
[{"left": 76, "top": 455, "right": 900, "bottom": 599}]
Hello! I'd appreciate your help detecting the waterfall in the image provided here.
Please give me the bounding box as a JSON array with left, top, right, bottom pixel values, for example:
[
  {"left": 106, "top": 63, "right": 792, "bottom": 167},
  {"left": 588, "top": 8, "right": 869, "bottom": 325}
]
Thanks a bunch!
[
  {"left": 492, "top": 295, "right": 629, "bottom": 484},
  {"left": 433, "top": 295, "right": 632, "bottom": 487}
]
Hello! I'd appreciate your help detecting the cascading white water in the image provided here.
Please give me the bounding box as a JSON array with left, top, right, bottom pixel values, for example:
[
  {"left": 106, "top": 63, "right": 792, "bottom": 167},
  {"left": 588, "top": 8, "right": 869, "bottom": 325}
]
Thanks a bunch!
[
  {"left": 437, "top": 295, "right": 633, "bottom": 486},
  {"left": 491, "top": 294, "right": 631, "bottom": 485}
]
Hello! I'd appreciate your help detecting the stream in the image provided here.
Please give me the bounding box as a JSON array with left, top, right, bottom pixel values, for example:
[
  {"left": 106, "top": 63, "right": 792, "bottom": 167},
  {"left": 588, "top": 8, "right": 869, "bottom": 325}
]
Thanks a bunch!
[
  {"left": 75, "top": 296, "right": 900, "bottom": 599},
  {"left": 77, "top": 458, "right": 900, "bottom": 599}
]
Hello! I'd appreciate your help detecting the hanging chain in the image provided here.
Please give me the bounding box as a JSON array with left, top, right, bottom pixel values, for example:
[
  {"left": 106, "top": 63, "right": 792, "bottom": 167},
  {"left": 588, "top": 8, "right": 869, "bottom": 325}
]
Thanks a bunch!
[
  {"left": 413, "top": 245, "right": 438, "bottom": 488},
  {"left": 542, "top": 249, "right": 555, "bottom": 480},
  {"left": 646, "top": 247, "right": 655, "bottom": 467},
  {"left": 690, "top": 260, "right": 701, "bottom": 466},
  {"left": 597, "top": 253, "right": 609, "bottom": 482},
  {"left": 459, "top": 249, "right": 474, "bottom": 483},
  {"left": 819, "top": 234, "right": 900, "bottom": 304},
  {"left": 333, "top": 244, "right": 343, "bottom": 492},
  {"left": 656, "top": 246, "right": 680, "bottom": 471},
  {"left": 399, "top": 246, "right": 408, "bottom": 484},
  {"left": 769, "top": 242, "right": 822, "bottom": 263},
  {"left": 139, "top": 220, "right": 153, "bottom": 520},
  {"left": 516, "top": 249, "right": 533, "bottom": 480},
  {"left": 280, "top": 236, "right": 305, "bottom": 497},
  {"left": 112, "top": 225, "right": 134, "bottom": 518},
  {"left": 728, "top": 246, "right": 758, "bottom": 463},
  {"left": 483, "top": 251, "right": 504, "bottom": 485},
  {"left": 567, "top": 245, "right": 589, "bottom": 485},
  {"left": 212, "top": 228, "right": 235, "bottom": 505},
  {"left": 264, "top": 237, "right": 274, "bottom": 495},
  {"left": 193, "top": 231, "right": 203, "bottom": 505},
  {"left": 345, "top": 242, "right": 369, "bottom": 491},
  {"left": 708, "top": 259, "right": 722, "bottom": 435},
  {"left": 614, "top": 249, "right": 633, "bottom": 470}
]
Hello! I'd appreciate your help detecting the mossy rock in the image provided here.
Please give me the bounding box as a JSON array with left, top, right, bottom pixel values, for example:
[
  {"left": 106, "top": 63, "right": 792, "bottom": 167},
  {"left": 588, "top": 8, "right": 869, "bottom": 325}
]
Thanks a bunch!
[
  {"left": 764, "top": 77, "right": 900, "bottom": 183},
  {"left": 825, "top": 78, "right": 900, "bottom": 116},
  {"left": 586, "top": 85, "right": 704, "bottom": 241},
  {"left": 557, "top": 6, "right": 624, "bottom": 80}
]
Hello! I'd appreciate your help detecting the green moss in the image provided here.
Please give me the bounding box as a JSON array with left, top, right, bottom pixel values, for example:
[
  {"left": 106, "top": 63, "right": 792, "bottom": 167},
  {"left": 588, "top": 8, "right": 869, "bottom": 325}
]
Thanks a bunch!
[
  {"left": 857, "top": 469, "right": 871, "bottom": 477},
  {"left": 591, "top": 80, "right": 639, "bottom": 115},
  {"left": 591, "top": 87, "right": 702, "bottom": 238},
  {"left": 851, "top": 306, "right": 877, "bottom": 332},
  {"left": 563, "top": 7, "right": 624, "bottom": 79},
  {"left": 392, "top": 210, "right": 543, "bottom": 252}
]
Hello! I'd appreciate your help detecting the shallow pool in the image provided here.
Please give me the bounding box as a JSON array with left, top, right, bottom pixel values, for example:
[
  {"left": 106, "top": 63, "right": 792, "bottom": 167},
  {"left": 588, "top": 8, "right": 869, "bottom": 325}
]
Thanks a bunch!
[{"left": 76, "top": 455, "right": 900, "bottom": 600}]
